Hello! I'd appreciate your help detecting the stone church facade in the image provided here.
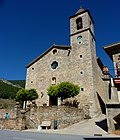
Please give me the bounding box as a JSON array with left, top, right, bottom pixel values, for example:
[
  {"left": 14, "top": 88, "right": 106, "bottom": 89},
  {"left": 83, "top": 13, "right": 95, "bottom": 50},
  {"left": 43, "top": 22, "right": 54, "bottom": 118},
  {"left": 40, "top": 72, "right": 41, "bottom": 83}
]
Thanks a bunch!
[{"left": 26, "top": 7, "right": 108, "bottom": 117}]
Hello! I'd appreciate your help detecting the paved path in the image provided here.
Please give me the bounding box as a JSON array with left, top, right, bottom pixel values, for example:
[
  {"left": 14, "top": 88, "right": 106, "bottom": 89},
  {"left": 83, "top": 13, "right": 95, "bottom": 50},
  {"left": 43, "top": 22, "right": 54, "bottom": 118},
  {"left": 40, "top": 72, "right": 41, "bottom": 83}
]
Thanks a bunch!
[
  {"left": 0, "top": 130, "right": 84, "bottom": 140},
  {"left": 25, "top": 115, "right": 120, "bottom": 137}
]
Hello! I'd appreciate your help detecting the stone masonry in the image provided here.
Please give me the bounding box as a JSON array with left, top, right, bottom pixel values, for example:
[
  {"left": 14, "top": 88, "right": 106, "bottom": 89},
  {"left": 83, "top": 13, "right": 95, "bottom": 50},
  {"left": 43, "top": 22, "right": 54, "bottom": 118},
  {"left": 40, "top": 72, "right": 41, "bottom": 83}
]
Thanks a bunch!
[
  {"left": 0, "top": 102, "right": 87, "bottom": 130},
  {"left": 26, "top": 7, "right": 107, "bottom": 118},
  {"left": 0, "top": 103, "right": 26, "bottom": 130}
]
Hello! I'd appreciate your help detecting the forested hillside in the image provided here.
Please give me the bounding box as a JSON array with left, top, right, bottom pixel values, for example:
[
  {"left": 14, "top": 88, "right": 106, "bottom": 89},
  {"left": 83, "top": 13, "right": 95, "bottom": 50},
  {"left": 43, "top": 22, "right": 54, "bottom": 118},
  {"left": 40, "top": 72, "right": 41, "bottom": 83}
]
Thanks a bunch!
[
  {"left": 9, "top": 80, "right": 26, "bottom": 88},
  {"left": 0, "top": 79, "right": 22, "bottom": 99}
]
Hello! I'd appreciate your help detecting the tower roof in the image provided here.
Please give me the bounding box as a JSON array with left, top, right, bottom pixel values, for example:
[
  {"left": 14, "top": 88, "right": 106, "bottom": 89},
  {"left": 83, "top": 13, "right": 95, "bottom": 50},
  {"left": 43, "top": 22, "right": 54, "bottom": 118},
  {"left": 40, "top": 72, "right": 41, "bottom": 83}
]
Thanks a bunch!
[
  {"left": 76, "top": 6, "right": 85, "bottom": 14},
  {"left": 69, "top": 8, "right": 94, "bottom": 24}
]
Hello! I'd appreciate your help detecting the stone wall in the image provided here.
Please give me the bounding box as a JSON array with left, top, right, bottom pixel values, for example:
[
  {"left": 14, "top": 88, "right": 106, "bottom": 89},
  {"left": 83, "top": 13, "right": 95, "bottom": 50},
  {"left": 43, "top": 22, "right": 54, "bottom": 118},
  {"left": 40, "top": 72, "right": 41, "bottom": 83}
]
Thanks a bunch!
[
  {"left": 26, "top": 46, "right": 73, "bottom": 106},
  {"left": 0, "top": 104, "right": 26, "bottom": 130},
  {"left": 27, "top": 105, "right": 85, "bottom": 129},
  {"left": 106, "top": 104, "right": 120, "bottom": 133},
  {"left": 0, "top": 104, "right": 86, "bottom": 130},
  {"left": 0, "top": 118, "right": 23, "bottom": 130},
  {"left": 0, "top": 109, "right": 16, "bottom": 119}
]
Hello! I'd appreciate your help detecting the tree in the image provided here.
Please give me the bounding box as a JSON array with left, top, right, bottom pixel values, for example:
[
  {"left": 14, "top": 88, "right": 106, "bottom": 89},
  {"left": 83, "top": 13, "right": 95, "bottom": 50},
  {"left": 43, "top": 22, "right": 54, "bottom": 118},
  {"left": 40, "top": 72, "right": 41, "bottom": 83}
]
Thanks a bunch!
[
  {"left": 27, "top": 89, "right": 38, "bottom": 101},
  {"left": 47, "top": 85, "right": 58, "bottom": 97},
  {"left": 16, "top": 88, "right": 38, "bottom": 108},
  {"left": 16, "top": 89, "right": 28, "bottom": 108},
  {"left": 48, "top": 82, "right": 80, "bottom": 100}
]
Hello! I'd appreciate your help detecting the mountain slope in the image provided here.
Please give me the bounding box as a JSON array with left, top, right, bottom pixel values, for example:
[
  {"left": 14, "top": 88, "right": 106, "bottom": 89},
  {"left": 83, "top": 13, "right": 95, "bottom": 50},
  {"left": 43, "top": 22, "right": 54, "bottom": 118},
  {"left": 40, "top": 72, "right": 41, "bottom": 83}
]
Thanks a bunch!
[
  {"left": 8, "top": 80, "right": 25, "bottom": 88},
  {"left": 0, "top": 79, "right": 22, "bottom": 99}
]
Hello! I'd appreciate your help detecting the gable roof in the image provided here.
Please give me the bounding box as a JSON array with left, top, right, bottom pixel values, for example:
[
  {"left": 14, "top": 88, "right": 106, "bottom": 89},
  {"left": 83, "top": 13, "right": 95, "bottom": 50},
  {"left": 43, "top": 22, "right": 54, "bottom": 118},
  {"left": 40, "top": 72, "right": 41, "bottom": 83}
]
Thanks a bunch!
[
  {"left": 26, "top": 45, "right": 71, "bottom": 68},
  {"left": 76, "top": 7, "right": 85, "bottom": 14}
]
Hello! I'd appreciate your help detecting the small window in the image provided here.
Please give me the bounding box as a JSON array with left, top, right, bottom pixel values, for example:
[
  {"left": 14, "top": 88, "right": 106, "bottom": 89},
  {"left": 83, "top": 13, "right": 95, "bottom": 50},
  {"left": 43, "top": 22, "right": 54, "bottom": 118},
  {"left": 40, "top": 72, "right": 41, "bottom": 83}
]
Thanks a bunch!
[
  {"left": 32, "top": 67, "right": 34, "bottom": 70},
  {"left": 52, "top": 77, "right": 56, "bottom": 85},
  {"left": 80, "top": 55, "right": 82, "bottom": 58},
  {"left": 51, "top": 61, "right": 58, "bottom": 69},
  {"left": 68, "top": 49, "right": 71, "bottom": 56},
  {"left": 76, "top": 17, "right": 83, "bottom": 30},
  {"left": 81, "top": 88, "right": 84, "bottom": 91},
  {"left": 53, "top": 49, "right": 57, "bottom": 54},
  {"left": 80, "top": 71, "right": 84, "bottom": 75}
]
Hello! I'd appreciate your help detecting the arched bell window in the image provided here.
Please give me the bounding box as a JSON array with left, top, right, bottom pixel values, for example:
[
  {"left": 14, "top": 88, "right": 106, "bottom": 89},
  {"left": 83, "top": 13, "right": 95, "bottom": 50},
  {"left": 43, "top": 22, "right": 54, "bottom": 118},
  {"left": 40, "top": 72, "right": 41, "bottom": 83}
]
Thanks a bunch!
[{"left": 76, "top": 17, "right": 83, "bottom": 30}]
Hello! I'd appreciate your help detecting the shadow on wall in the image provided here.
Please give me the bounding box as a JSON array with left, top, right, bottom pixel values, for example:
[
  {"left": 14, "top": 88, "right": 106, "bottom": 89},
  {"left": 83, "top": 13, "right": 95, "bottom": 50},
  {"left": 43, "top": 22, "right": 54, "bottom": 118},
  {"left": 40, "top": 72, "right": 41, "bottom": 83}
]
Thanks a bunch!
[{"left": 97, "top": 92, "right": 106, "bottom": 115}]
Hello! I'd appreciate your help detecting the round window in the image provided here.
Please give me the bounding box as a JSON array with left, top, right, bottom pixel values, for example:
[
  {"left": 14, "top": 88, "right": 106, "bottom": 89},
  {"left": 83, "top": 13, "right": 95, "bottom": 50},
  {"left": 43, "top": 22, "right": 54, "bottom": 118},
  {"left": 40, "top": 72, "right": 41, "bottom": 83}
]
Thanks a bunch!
[{"left": 51, "top": 61, "right": 58, "bottom": 69}]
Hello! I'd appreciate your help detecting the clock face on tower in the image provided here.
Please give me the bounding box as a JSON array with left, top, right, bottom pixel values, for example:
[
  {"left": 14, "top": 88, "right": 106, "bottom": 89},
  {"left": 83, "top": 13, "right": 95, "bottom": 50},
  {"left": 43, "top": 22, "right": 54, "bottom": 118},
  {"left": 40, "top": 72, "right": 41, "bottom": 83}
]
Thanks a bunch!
[{"left": 77, "top": 36, "right": 82, "bottom": 45}]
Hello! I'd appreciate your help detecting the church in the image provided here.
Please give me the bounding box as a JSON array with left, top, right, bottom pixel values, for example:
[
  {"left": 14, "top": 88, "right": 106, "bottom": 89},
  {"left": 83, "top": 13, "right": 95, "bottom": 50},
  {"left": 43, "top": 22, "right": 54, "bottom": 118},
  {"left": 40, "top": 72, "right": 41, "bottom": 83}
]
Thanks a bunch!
[{"left": 25, "top": 6, "right": 120, "bottom": 122}]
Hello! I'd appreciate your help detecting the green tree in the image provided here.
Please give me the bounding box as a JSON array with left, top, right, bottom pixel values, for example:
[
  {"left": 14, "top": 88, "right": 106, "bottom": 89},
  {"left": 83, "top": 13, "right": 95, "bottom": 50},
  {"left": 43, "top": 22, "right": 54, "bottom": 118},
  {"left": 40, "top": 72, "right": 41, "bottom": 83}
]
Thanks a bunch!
[
  {"left": 16, "top": 89, "right": 28, "bottom": 108},
  {"left": 16, "top": 88, "right": 38, "bottom": 108},
  {"left": 48, "top": 82, "right": 80, "bottom": 100},
  {"left": 27, "top": 89, "right": 38, "bottom": 101},
  {"left": 47, "top": 85, "right": 58, "bottom": 97}
]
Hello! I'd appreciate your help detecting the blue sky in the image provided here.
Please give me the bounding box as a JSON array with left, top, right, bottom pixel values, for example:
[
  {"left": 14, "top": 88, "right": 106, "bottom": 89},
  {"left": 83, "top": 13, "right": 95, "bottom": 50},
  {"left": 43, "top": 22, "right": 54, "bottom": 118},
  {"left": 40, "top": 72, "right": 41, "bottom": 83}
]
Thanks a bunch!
[{"left": 0, "top": 0, "right": 120, "bottom": 80}]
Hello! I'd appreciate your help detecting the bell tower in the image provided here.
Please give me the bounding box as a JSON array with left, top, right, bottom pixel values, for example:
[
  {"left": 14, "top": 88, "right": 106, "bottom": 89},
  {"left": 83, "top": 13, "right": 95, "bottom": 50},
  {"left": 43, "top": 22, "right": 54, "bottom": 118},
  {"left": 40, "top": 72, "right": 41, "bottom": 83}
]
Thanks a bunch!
[
  {"left": 69, "top": 7, "right": 102, "bottom": 117},
  {"left": 69, "top": 7, "right": 95, "bottom": 47}
]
